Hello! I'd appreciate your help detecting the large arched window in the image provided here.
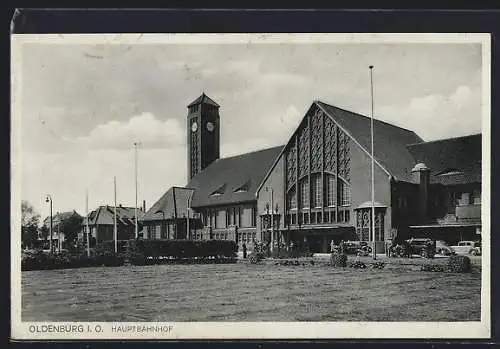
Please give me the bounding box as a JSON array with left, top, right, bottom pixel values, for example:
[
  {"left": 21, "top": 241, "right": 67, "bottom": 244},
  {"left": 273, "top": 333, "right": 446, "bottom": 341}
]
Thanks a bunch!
[
  {"left": 299, "top": 178, "right": 309, "bottom": 209},
  {"left": 311, "top": 174, "right": 322, "bottom": 208},
  {"left": 338, "top": 178, "right": 351, "bottom": 206},
  {"left": 287, "top": 185, "right": 297, "bottom": 210},
  {"left": 325, "top": 174, "right": 335, "bottom": 207}
]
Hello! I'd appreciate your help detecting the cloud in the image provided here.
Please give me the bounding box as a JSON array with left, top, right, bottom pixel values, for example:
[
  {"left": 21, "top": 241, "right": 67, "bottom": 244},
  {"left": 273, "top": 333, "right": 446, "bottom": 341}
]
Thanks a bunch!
[
  {"left": 79, "top": 112, "right": 185, "bottom": 150},
  {"left": 373, "top": 84, "right": 482, "bottom": 141}
]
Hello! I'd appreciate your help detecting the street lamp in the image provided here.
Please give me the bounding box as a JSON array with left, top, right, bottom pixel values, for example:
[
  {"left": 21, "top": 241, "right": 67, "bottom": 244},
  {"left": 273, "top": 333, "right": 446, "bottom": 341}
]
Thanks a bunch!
[
  {"left": 45, "top": 195, "right": 53, "bottom": 253},
  {"left": 155, "top": 210, "right": 166, "bottom": 239}
]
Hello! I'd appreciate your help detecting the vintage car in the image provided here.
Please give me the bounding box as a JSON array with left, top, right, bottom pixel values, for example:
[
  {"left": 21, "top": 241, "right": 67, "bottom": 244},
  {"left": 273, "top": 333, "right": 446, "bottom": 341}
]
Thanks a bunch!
[
  {"left": 435, "top": 240, "right": 454, "bottom": 255},
  {"left": 407, "top": 238, "right": 435, "bottom": 257},
  {"left": 450, "top": 241, "right": 481, "bottom": 255}
]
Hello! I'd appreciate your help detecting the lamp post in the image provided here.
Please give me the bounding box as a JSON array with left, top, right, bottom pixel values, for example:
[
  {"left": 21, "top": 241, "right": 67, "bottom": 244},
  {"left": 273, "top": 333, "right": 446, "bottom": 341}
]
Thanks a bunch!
[
  {"left": 45, "top": 195, "right": 53, "bottom": 253},
  {"left": 369, "top": 65, "right": 376, "bottom": 260},
  {"left": 155, "top": 210, "right": 166, "bottom": 239}
]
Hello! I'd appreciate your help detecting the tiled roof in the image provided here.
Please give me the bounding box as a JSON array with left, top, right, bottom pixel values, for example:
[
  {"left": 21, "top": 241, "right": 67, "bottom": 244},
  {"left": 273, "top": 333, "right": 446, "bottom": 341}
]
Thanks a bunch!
[
  {"left": 187, "top": 93, "right": 220, "bottom": 108},
  {"left": 85, "top": 205, "right": 145, "bottom": 226},
  {"left": 140, "top": 187, "right": 195, "bottom": 222},
  {"left": 406, "top": 134, "right": 482, "bottom": 185},
  {"left": 186, "top": 146, "right": 284, "bottom": 208},
  {"left": 43, "top": 210, "right": 82, "bottom": 225},
  {"left": 317, "top": 101, "right": 424, "bottom": 181}
]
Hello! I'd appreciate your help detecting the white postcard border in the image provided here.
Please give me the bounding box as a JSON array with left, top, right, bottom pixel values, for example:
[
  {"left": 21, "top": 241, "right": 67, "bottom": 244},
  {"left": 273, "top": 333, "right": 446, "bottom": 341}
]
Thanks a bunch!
[{"left": 11, "top": 33, "right": 491, "bottom": 340}]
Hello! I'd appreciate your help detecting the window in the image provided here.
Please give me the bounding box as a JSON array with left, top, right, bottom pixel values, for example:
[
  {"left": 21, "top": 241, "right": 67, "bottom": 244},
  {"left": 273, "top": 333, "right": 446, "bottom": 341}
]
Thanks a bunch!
[
  {"left": 310, "top": 212, "right": 316, "bottom": 224},
  {"left": 236, "top": 207, "right": 242, "bottom": 227},
  {"left": 473, "top": 189, "right": 481, "bottom": 204},
  {"left": 317, "top": 212, "right": 322, "bottom": 224},
  {"left": 303, "top": 213, "right": 309, "bottom": 224},
  {"left": 338, "top": 211, "right": 344, "bottom": 222},
  {"left": 287, "top": 186, "right": 297, "bottom": 210},
  {"left": 345, "top": 210, "right": 350, "bottom": 223},
  {"left": 330, "top": 211, "right": 335, "bottom": 223},
  {"left": 323, "top": 212, "right": 330, "bottom": 223},
  {"left": 251, "top": 206, "right": 257, "bottom": 227},
  {"left": 291, "top": 214, "right": 297, "bottom": 225},
  {"left": 210, "top": 183, "right": 226, "bottom": 197},
  {"left": 300, "top": 179, "right": 309, "bottom": 209},
  {"left": 338, "top": 179, "right": 351, "bottom": 206},
  {"left": 311, "top": 174, "right": 322, "bottom": 208},
  {"left": 326, "top": 175, "right": 335, "bottom": 207}
]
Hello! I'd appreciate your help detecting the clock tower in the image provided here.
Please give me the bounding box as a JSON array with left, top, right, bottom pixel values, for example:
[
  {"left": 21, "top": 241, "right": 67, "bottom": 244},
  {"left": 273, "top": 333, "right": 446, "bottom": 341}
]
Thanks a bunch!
[{"left": 187, "top": 93, "right": 221, "bottom": 180}]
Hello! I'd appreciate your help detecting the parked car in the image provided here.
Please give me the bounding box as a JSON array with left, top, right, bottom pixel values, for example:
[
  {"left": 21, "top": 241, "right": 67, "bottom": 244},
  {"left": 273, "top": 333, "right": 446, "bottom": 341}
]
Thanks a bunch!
[
  {"left": 407, "top": 238, "right": 435, "bottom": 257},
  {"left": 451, "top": 241, "right": 481, "bottom": 255},
  {"left": 435, "top": 240, "right": 454, "bottom": 255},
  {"left": 343, "top": 241, "right": 372, "bottom": 255}
]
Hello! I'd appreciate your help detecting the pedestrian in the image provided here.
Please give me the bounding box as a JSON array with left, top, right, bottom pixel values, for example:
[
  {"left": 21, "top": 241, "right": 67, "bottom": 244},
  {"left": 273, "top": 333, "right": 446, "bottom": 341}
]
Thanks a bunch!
[
  {"left": 339, "top": 240, "right": 345, "bottom": 255},
  {"left": 242, "top": 243, "right": 247, "bottom": 259},
  {"left": 330, "top": 240, "right": 335, "bottom": 253}
]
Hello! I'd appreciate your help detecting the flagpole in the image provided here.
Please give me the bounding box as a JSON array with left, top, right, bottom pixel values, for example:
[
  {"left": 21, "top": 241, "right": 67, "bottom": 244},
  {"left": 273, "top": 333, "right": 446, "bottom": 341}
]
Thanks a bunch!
[
  {"left": 369, "top": 65, "right": 376, "bottom": 261},
  {"left": 114, "top": 176, "right": 118, "bottom": 253},
  {"left": 133, "top": 142, "right": 140, "bottom": 239},
  {"left": 86, "top": 189, "right": 90, "bottom": 257}
]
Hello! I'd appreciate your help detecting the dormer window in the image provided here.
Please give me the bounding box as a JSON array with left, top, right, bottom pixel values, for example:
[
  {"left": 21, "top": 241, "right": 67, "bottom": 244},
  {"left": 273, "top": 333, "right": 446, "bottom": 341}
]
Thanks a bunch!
[
  {"left": 436, "top": 168, "right": 463, "bottom": 176},
  {"left": 210, "top": 183, "right": 226, "bottom": 196},
  {"left": 234, "top": 180, "right": 250, "bottom": 193}
]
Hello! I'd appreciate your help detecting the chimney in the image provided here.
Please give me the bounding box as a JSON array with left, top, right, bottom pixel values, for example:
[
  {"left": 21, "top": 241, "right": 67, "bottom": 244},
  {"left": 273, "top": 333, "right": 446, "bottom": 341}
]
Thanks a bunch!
[
  {"left": 143, "top": 200, "right": 146, "bottom": 212},
  {"left": 411, "top": 162, "right": 430, "bottom": 222}
]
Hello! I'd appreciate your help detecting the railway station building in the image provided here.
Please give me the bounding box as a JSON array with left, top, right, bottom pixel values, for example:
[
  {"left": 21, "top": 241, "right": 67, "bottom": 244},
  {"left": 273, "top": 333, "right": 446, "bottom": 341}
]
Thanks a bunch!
[{"left": 140, "top": 93, "right": 482, "bottom": 253}]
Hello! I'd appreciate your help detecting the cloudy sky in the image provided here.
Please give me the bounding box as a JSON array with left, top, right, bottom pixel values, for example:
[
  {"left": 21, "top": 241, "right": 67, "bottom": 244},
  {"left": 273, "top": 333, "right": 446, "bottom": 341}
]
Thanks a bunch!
[{"left": 18, "top": 38, "right": 484, "bottom": 218}]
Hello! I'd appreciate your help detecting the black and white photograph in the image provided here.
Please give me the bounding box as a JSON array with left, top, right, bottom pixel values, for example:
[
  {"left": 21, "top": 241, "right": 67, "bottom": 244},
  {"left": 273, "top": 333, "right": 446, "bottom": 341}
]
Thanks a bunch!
[{"left": 11, "top": 33, "right": 490, "bottom": 339}]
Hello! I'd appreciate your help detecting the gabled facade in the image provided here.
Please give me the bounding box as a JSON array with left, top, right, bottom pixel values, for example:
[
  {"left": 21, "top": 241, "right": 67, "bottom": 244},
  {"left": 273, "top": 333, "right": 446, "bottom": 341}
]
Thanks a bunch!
[
  {"left": 41, "top": 210, "right": 82, "bottom": 246},
  {"left": 142, "top": 93, "right": 482, "bottom": 253},
  {"left": 255, "top": 101, "right": 423, "bottom": 253},
  {"left": 81, "top": 205, "right": 145, "bottom": 246}
]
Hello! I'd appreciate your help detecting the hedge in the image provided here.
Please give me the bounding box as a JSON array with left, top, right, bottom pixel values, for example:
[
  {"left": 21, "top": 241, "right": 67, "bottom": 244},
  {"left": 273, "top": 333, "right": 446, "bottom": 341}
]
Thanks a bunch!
[
  {"left": 125, "top": 239, "right": 238, "bottom": 265},
  {"left": 21, "top": 250, "right": 124, "bottom": 271}
]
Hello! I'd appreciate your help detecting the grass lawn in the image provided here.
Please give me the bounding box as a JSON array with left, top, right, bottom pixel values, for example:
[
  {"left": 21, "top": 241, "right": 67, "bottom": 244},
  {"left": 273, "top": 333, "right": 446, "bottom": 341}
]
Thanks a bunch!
[{"left": 22, "top": 259, "right": 481, "bottom": 322}]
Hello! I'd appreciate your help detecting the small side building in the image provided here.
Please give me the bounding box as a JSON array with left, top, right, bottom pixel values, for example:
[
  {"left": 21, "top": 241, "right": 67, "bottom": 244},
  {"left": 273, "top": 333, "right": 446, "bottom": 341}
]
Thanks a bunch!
[{"left": 81, "top": 205, "right": 145, "bottom": 246}]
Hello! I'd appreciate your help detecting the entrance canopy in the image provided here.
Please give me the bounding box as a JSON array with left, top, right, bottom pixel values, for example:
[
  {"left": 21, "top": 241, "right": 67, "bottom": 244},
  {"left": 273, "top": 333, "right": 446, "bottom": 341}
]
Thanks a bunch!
[{"left": 355, "top": 201, "right": 387, "bottom": 210}]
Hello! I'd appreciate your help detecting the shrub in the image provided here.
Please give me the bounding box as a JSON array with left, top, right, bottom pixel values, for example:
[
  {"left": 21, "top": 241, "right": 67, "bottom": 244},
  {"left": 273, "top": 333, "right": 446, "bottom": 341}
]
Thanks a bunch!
[
  {"left": 420, "top": 264, "right": 446, "bottom": 272},
  {"left": 370, "top": 261, "right": 386, "bottom": 269},
  {"left": 447, "top": 255, "right": 471, "bottom": 273},
  {"left": 249, "top": 252, "right": 265, "bottom": 264},
  {"left": 349, "top": 261, "right": 367, "bottom": 269},
  {"left": 330, "top": 253, "right": 347, "bottom": 267}
]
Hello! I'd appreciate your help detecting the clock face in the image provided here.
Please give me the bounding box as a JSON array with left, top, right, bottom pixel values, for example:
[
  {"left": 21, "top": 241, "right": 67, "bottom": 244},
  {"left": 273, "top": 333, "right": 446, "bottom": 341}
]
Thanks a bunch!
[
  {"left": 191, "top": 122, "right": 198, "bottom": 132},
  {"left": 206, "top": 122, "right": 214, "bottom": 132}
]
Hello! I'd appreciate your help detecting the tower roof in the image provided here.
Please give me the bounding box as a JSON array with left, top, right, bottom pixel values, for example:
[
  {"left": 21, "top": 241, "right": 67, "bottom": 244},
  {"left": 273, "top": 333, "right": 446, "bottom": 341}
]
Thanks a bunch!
[{"left": 187, "top": 93, "right": 220, "bottom": 108}]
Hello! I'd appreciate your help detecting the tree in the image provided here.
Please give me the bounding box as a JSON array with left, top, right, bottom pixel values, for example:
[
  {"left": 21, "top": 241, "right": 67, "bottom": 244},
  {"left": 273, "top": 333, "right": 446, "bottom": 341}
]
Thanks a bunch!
[
  {"left": 40, "top": 225, "right": 49, "bottom": 241},
  {"left": 21, "top": 200, "right": 40, "bottom": 248},
  {"left": 59, "top": 213, "right": 83, "bottom": 249}
]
